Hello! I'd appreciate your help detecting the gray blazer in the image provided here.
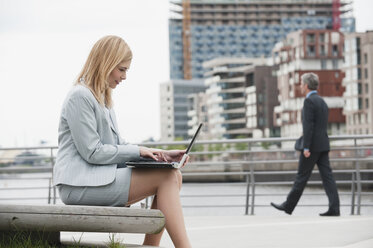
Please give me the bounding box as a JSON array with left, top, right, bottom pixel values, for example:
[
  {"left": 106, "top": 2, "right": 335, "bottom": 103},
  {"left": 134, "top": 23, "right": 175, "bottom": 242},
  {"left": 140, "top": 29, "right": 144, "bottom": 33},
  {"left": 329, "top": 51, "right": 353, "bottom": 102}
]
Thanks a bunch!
[{"left": 53, "top": 84, "right": 140, "bottom": 187}]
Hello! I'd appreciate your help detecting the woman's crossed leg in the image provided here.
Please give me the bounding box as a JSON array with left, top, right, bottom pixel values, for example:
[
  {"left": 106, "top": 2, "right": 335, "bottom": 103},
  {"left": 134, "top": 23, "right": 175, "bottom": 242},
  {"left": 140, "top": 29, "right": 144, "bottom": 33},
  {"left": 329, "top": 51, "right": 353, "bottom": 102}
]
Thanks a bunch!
[{"left": 127, "top": 168, "right": 191, "bottom": 248}]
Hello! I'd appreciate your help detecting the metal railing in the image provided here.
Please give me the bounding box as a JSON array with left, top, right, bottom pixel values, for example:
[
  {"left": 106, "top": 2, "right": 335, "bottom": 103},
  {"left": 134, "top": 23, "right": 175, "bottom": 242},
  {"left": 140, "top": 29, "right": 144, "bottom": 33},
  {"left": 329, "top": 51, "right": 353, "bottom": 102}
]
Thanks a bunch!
[{"left": 0, "top": 135, "right": 372, "bottom": 215}]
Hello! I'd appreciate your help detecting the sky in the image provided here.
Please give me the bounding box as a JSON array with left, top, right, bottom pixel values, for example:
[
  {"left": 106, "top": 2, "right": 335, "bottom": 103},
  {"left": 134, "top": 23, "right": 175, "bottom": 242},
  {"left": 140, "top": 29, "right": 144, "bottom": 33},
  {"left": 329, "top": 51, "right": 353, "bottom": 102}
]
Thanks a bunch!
[{"left": 0, "top": 0, "right": 373, "bottom": 148}]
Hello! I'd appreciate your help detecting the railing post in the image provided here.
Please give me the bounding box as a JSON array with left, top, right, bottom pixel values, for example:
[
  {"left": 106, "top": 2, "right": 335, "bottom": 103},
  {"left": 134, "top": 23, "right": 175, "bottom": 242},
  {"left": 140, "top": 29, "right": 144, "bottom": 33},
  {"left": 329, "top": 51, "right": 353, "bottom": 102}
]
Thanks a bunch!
[
  {"left": 350, "top": 172, "right": 355, "bottom": 215},
  {"left": 250, "top": 164, "right": 255, "bottom": 215},
  {"left": 354, "top": 138, "right": 362, "bottom": 215},
  {"left": 356, "top": 161, "right": 362, "bottom": 215},
  {"left": 50, "top": 148, "right": 57, "bottom": 204},
  {"left": 245, "top": 173, "right": 250, "bottom": 215},
  {"left": 48, "top": 178, "right": 51, "bottom": 204}
]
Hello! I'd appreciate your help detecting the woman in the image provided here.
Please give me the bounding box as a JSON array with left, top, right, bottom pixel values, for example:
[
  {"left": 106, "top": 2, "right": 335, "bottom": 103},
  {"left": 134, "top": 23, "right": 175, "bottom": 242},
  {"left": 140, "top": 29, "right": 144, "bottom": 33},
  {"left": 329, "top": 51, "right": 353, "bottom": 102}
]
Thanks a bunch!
[{"left": 53, "top": 35, "right": 191, "bottom": 247}]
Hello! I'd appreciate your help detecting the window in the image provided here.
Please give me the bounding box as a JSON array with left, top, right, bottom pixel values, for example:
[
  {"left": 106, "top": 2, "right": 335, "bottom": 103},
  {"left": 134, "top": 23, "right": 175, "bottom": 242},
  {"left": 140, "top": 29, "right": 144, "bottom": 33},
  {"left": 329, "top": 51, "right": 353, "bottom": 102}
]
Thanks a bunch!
[
  {"left": 259, "top": 117, "right": 264, "bottom": 126},
  {"left": 306, "top": 33, "right": 315, "bottom": 43},
  {"left": 332, "top": 45, "right": 338, "bottom": 56},
  {"left": 365, "top": 84, "right": 369, "bottom": 94},
  {"left": 321, "top": 59, "right": 327, "bottom": 69},
  {"left": 357, "top": 37, "right": 361, "bottom": 49},
  {"left": 258, "top": 94, "right": 263, "bottom": 103},
  {"left": 307, "top": 45, "right": 315, "bottom": 57},
  {"left": 365, "top": 68, "right": 368, "bottom": 79},
  {"left": 358, "top": 98, "right": 363, "bottom": 110},
  {"left": 364, "top": 53, "right": 368, "bottom": 64},
  {"left": 320, "top": 45, "right": 326, "bottom": 56},
  {"left": 357, "top": 52, "right": 362, "bottom": 65},
  {"left": 332, "top": 59, "right": 338, "bottom": 69},
  {"left": 307, "top": 9, "right": 316, "bottom": 15},
  {"left": 349, "top": 115, "right": 353, "bottom": 125},
  {"left": 366, "top": 99, "right": 369, "bottom": 108},
  {"left": 319, "top": 33, "right": 325, "bottom": 43}
]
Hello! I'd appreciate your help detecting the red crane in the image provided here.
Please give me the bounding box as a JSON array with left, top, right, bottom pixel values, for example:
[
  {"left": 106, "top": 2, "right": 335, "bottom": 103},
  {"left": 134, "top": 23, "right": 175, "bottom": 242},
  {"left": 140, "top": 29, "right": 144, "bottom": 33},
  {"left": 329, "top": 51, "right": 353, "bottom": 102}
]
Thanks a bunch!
[{"left": 332, "top": 0, "right": 341, "bottom": 30}]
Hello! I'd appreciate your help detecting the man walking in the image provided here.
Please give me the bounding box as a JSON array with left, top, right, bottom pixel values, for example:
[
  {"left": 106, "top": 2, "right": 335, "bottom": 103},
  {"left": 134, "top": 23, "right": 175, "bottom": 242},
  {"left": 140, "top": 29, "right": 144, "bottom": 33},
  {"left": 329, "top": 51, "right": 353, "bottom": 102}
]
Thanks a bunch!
[{"left": 271, "top": 72, "right": 340, "bottom": 216}]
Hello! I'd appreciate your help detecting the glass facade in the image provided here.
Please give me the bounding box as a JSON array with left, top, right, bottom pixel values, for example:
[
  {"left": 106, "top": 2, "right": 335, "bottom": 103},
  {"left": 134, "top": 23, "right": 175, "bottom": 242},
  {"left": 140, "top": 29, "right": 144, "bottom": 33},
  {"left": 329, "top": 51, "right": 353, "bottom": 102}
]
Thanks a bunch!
[{"left": 170, "top": 15, "right": 355, "bottom": 79}]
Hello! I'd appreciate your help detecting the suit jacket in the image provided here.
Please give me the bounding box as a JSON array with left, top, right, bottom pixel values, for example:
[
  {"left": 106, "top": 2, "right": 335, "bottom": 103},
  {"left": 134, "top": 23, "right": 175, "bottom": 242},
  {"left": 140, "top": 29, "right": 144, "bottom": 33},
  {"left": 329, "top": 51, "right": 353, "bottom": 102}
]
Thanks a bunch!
[
  {"left": 53, "top": 84, "right": 140, "bottom": 187},
  {"left": 301, "top": 93, "right": 330, "bottom": 152}
]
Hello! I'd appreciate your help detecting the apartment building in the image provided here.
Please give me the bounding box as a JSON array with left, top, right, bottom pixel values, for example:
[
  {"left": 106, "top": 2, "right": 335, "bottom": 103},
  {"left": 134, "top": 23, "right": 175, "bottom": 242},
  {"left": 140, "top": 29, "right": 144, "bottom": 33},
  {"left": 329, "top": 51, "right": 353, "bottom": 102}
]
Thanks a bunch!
[
  {"left": 343, "top": 31, "right": 373, "bottom": 134},
  {"left": 273, "top": 29, "right": 346, "bottom": 138},
  {"left": 245, "top": 65, "right": 280, "bottom": 138},
  {"left": 187, "top": 92, "right": 210, "bottom": 138},
  {"left": 202, "top": 57, "right": 266, "bottom": 138}
]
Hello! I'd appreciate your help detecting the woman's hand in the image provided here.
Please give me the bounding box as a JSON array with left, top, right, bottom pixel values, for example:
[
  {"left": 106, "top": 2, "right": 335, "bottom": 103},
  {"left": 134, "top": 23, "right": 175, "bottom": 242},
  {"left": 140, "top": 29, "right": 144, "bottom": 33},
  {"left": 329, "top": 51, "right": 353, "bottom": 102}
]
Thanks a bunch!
[
  {"left": 139, "top": 147, "right": 167, "bottom": 161},
  {"left": 163, "top": 150, "right": 184, "bottom": 162},
  {"left": 164, "top": 150, "right": 189, "bottom": 168}
]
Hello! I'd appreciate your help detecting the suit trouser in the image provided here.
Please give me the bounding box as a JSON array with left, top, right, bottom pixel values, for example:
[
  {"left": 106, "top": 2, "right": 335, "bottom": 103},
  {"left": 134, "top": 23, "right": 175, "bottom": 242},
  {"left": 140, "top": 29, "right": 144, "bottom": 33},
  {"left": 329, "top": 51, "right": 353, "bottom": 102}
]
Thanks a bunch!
[{"left": 285, "top": 151, "right": 340, "bottom": 213}]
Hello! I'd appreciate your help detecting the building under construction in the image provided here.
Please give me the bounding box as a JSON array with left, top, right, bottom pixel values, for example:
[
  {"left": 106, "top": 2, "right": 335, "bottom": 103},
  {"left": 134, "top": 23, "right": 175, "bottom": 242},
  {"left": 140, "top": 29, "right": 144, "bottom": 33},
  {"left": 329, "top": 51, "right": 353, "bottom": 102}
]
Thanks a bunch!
[{"left": 169, "top": 0, "right": 355, "bottom": 79}]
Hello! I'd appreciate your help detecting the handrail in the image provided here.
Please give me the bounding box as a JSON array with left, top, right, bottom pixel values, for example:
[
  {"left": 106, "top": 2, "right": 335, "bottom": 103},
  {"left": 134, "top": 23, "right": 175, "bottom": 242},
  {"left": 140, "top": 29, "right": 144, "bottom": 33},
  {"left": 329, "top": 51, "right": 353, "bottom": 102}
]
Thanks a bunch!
[
  {"left": 1, "top": 134, "right": 372, "bottom": 150},
  {"left": 0, "top": 134, "right": 372, "bottom": 215}
]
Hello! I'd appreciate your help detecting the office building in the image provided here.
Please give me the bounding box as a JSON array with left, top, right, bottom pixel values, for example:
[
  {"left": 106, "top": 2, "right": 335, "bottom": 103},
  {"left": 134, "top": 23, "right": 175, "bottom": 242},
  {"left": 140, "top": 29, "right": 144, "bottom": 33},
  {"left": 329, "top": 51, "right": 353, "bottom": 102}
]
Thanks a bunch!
[{"left": 160, "top": 79, "right": 206, "bottom": 141}]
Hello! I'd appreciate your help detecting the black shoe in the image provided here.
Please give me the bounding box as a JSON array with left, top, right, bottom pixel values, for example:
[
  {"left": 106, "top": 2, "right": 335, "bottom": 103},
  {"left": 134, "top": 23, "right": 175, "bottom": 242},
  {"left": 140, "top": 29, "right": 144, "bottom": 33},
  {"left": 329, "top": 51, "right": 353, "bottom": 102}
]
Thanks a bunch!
[
  {"left": 270, "top": 202, "right": 292, "bottom": 215},
  {"left": 319, "top": 210, "right": 340, "bottom": 216}
]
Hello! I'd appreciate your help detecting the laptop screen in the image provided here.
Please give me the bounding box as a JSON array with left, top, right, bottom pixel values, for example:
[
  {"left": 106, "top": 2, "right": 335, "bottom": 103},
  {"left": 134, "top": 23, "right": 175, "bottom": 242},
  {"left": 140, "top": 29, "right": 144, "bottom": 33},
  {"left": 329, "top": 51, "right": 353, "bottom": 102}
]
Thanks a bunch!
[{"left": 185, "top": 123, "right": 203, "bottom": 154}]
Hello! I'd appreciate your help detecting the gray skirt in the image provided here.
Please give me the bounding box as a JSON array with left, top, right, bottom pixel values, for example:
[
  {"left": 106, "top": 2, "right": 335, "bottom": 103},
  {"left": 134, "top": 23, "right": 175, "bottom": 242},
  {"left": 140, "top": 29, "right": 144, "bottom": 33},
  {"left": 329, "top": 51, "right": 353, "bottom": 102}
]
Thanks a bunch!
[{"left": 57, "top": 167, "right": 132, "bottom": 207}]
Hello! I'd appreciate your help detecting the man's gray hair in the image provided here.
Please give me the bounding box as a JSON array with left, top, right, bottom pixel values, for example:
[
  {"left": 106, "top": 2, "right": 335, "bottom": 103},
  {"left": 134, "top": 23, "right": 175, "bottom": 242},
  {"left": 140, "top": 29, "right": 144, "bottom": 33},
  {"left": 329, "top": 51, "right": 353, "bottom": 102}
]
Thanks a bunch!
[{"left": 301, "top": 73, "right": 319, "bottom": 90}]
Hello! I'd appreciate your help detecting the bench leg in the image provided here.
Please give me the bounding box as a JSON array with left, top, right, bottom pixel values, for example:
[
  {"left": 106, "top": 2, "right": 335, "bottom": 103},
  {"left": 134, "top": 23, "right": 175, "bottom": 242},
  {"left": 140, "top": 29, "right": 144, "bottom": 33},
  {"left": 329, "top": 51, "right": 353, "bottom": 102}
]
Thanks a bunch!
[{"left": 0, "top": 231, "right": 60, "bottom": 246}]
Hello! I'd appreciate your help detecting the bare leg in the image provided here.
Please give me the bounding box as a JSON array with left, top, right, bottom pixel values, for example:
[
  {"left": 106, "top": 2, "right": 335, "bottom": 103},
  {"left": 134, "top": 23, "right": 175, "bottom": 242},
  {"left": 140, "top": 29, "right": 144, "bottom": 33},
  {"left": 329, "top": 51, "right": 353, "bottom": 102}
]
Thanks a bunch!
[
  {"left": 127, "top": 168, "right": 191, "bottom": 248},
  {"left": 143, "top": 171, "right": 183, "bottom": 245},
  {"left": 143, "top": 196, "right": 165, "bottom": 245}
]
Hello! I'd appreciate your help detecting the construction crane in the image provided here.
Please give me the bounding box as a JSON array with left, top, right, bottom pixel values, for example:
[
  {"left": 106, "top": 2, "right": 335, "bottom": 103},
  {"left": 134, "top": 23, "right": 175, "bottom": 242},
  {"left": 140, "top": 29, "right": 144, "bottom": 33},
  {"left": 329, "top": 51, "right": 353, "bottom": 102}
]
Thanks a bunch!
[
  {"left": 332, "top": 0, "right": 341, "bottom": 30},
  {"left": 182, "top": 0, "right": 192, "bottom": 79}
]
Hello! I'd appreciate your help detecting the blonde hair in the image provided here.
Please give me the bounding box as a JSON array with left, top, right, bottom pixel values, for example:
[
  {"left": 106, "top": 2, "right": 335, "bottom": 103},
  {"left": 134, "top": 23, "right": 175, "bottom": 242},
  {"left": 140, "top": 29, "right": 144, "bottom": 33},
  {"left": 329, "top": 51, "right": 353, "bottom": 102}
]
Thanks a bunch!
[{"left": 75, "top": 35, "right": 132, "bottom": 108}]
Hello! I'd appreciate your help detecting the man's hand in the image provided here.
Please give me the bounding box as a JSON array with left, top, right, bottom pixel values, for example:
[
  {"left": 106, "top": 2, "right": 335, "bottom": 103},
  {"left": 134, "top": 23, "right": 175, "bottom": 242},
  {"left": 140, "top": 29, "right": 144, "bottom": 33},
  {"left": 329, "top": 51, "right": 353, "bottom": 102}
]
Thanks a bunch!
[{"left": 303, "top": 150, "right": 311, "bottom": 158}]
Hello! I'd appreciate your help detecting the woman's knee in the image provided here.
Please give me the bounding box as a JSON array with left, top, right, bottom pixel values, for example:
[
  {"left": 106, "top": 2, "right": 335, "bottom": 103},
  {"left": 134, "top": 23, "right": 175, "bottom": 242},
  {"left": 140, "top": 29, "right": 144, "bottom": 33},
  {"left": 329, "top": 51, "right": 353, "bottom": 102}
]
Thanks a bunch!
[{"left": 163, "top": 169, "right": 182, "bottom": 188}]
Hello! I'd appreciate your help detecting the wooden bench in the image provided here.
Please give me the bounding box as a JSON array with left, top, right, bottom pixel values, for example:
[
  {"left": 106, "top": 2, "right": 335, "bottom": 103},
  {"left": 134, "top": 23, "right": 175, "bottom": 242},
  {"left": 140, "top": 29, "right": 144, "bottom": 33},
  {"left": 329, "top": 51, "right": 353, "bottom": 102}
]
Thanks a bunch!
[{"left": 0, "top": 204, "right": 165, "bottom": 246}]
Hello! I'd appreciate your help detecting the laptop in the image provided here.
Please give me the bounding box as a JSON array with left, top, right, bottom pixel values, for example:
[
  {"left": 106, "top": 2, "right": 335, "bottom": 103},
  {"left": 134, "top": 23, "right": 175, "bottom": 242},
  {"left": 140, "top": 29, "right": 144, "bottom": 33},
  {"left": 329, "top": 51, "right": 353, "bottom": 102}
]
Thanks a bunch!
[{"left": 126, "top": 123, "right": 203, "bottom": 169}]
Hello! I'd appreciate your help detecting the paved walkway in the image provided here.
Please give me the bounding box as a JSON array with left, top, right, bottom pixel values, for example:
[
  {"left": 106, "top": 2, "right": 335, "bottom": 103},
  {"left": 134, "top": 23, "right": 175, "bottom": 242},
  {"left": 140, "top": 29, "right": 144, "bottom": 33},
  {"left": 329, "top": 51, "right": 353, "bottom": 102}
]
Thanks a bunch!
[{"left": 62, "top": 215, "right": 373, "bottom": 248}]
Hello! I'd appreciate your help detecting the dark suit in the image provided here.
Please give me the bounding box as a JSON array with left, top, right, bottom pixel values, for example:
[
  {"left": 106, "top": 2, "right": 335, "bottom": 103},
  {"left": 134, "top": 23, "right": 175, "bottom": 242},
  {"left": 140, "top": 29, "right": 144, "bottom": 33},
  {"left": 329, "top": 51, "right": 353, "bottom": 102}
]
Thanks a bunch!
[{"left": 285, "top": 93, "right": 340, "bottom": 214}]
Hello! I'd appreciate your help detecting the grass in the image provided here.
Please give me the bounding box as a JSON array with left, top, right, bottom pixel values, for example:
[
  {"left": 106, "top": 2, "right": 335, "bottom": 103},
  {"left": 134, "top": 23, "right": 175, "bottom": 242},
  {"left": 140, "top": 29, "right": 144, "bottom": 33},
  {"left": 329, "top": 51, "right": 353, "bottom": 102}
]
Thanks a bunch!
[
  {"left": 106, "top": 234, "right": 126, "bottom": 248},
  {"left": 0, "top": 231, "right": 57, "bottom": 248},
  {"left": 0, "top": 231, "right": 127, "bottom": 248}
]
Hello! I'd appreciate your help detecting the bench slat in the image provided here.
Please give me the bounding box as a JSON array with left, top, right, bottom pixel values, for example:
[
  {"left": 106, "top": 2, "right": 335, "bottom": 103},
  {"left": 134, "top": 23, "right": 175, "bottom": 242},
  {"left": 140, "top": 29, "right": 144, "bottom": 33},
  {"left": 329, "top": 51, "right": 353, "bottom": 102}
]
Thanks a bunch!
[
  {"left": 0, "top": 204, "right": 164, "bottom": 217},
  {"left": 0, "top": 204, "right": 165, "bottom": 234}
]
